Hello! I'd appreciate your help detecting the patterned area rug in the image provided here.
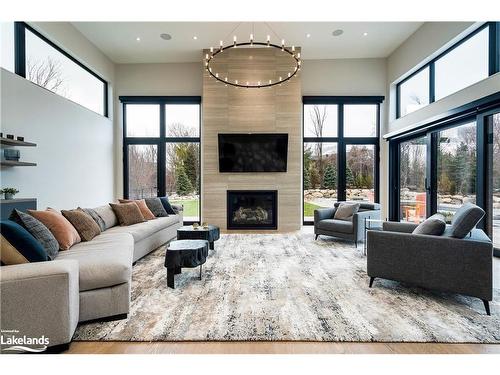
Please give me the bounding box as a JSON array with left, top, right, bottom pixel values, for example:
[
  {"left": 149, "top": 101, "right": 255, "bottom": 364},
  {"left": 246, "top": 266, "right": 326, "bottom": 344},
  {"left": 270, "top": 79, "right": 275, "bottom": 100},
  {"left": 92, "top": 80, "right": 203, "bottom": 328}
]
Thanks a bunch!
[{"left": 74, "top": 231, "right": 500, "bottom": 342}]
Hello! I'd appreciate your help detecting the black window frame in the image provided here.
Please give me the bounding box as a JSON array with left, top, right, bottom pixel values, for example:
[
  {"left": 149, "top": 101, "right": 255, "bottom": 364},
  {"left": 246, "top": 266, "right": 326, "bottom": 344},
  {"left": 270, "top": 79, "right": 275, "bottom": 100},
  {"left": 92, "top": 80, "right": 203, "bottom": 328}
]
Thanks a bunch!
[
  {"left": 13, "top": 22, "right": 109, "bottom": 117},
  {"left": 302, "top": 96, "right": 384, "bottom": 225},
  {"left": 120, "top": 96, "right": 202, "bottom": 225},
  {"left": 396, "top": 22, "right": 499, "bottom": 119}
]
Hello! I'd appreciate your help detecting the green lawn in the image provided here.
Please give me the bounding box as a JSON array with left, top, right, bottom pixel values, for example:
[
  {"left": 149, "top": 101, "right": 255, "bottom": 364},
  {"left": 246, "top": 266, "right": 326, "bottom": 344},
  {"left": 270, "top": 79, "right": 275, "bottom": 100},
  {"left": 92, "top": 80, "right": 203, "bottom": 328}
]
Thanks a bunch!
[
  {"left": 170, "top": 199, "right": 199, "bottom": 218},
  {"left": 304, "top": 201, "right": 323, "bottom": 217}
]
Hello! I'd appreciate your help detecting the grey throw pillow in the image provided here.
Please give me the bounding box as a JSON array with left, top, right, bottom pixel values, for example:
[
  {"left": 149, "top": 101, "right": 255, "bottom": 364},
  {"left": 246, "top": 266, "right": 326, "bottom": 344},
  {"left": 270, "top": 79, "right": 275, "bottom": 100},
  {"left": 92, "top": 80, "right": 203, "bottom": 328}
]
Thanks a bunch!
[
  {"left": 333, "top": 202, "right": 360, "bottom": 221},
  {"left": 92, "top": 205, "right": 118, "bottom": 230},
  {"left": 9, "top": 209, "right": 59, "bottom": 260},
  {"left": 449, "top": 203, "right": 485, "bottom": 238},
  {"left": 412, "top": 213, "right": 446, "bottom": 236},
  {"left": 79, "top": 207, "right": 106, "bottom": 232},
  {"left": 144, "top": 198, "right": 168, "bottom": 217}
]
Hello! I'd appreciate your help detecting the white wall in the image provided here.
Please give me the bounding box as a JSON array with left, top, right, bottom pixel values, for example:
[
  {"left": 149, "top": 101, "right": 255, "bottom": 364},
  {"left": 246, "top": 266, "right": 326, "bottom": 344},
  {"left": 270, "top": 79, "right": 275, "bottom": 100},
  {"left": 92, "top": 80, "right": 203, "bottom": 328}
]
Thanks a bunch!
[
  {"left": 0, "top": 22, "right": 116, "bottom": 210},
  {"left": 302, "top": 59, "right": 387, "bottom": 96},
  {"left": 1, "top": 69, "right": 114, "bottom": 209},
  {"left": 114, "top": 62, "right": 203, "bottom": 198}
]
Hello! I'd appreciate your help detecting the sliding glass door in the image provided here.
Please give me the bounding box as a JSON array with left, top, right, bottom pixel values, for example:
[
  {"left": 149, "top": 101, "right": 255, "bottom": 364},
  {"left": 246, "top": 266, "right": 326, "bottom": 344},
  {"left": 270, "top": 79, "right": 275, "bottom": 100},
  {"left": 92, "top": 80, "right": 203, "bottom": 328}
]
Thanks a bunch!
[
  {"left": 488, "top": 111, "right": 500, "bottom": 252},
  {"left": 399, "top": 136, "right": 427, "bottom": 222},
  {"left": 393, "top": 118, "right": 478, "bottom": 224},
  {"left": 437, "top": 122, "right": 477, "bottom": 222}
]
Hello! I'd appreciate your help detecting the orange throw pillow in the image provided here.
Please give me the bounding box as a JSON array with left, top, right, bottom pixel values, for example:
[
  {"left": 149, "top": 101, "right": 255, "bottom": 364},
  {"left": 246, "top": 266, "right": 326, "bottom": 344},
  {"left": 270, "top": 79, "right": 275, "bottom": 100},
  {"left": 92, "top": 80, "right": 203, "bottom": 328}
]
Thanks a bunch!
[
  {"left": 119, "top": 199, "right": 156, "bottom": 220},
  {"left": 28, "top": 208, "right": 81, "bottom": 250}
]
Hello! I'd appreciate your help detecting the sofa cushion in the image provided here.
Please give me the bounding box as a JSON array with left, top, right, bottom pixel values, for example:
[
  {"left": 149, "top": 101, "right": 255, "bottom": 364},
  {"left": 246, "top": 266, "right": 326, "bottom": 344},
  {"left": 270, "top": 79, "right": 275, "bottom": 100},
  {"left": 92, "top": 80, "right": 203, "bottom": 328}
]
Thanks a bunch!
[
  {"left": 0, "top": 220, "right": 48, "bottom": 265},
  {"left": 450, "top": 203, "right": 485, "bottom": 238},
  {"left": 119, "top": 199, "right": 156, "bottom": 220},
  {"left": 79, "top": 207, "right": 106, "bottom": 232},
  {"left": 412, "top": 213, "right": 446, "bottom": 236},
  {"left": 56, "top": 232, "right": 133, "bottom": 291},
  {"left": 92, "top": 205, "right": 118, "bottom": 230},
  {"left": 333, "top": 202, "right": 360, "bottom": 221},
  {"left": 316, "top": 219, "right": 354, "bottom": 234},
  {"left": 110, "top": 202, "right": 146, "bottom": 226},
  {"left": 28, "top": 208, "right": 81, "bottom": 250},
  {"left": 9, "top": 209, "right": 59, "bottom": 260},
  {"left": 62, "top": 209, "right": 101, "bottom": 242},
  {"left": 144, "top": 197, "right": 169, "bottom": 217},
  {"left": 104, "top": 215, "right": 180, "bottom": 243},
  {"left": 159, "top": 196, "right": 176, "bottom": 215}
]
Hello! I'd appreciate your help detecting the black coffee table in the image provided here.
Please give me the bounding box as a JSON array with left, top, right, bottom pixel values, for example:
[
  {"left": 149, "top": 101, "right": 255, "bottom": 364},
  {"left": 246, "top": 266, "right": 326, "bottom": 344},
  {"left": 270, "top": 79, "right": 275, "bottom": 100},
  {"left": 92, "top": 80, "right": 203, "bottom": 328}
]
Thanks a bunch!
[
  {"left": 177, "top": 225, "right": 220, "bottom": 250},
  {"left": 164, "top": 239, "right": 209, "bottom": 289}
]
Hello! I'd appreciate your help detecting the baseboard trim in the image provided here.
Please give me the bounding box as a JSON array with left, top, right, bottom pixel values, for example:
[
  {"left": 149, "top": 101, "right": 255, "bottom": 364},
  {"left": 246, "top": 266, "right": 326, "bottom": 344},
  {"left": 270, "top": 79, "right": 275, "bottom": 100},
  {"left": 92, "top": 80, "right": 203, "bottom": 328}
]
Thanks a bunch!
[{"left": 79, "top": 313, "right": 128, "bottom": 325}]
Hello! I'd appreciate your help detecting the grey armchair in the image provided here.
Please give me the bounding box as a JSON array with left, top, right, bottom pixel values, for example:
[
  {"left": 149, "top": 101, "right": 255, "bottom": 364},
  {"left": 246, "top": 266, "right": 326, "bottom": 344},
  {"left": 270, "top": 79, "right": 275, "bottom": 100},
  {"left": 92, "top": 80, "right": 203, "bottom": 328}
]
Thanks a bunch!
[
  {"left": 367, "top": 221, "right": 493, "bottom": 315},
  {"left": 314, "top": 201, "right": 381, "bottom": 247}
]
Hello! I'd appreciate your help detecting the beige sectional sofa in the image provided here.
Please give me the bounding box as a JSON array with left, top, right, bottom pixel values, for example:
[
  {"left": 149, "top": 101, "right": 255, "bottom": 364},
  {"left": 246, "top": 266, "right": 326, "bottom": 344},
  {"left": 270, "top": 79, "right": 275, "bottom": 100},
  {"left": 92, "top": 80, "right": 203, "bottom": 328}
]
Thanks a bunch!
[{"left": 0, "top": 209, "right": 183, "bottom": 350}]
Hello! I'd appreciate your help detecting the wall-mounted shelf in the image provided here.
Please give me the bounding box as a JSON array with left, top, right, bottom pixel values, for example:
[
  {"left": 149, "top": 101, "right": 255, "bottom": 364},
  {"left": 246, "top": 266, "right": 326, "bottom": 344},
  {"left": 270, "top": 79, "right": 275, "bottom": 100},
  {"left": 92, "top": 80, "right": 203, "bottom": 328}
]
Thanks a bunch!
[
  {"left": 0, "top": 137, "right": 37, "bottom": 147},
  {"left": 1, "top": 160, "right": 37, "bottom": 167}
]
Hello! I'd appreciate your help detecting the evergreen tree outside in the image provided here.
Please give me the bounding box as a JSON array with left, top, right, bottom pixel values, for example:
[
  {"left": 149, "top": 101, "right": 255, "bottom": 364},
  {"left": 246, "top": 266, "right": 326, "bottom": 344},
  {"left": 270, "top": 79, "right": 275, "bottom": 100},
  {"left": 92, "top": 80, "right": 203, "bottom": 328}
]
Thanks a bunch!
[
  {"left": 323, "top": 164, "right": 336, "bottom": 189},
  {"left": 183, "top": 144, "right": 199, "bottom": 193},
  {"left": 175, "top": 166, "right": 193, "bottom": 195},
  {"left": 346, "top": 166, "right": 354, "bottom": 186}
]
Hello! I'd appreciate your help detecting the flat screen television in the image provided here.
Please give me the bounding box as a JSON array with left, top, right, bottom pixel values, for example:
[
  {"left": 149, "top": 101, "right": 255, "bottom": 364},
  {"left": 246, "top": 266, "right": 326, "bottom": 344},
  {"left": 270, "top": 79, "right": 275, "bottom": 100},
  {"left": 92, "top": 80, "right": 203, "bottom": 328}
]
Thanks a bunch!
[{"left": 218, "top": 133, "right": 288, "bottom": 172}]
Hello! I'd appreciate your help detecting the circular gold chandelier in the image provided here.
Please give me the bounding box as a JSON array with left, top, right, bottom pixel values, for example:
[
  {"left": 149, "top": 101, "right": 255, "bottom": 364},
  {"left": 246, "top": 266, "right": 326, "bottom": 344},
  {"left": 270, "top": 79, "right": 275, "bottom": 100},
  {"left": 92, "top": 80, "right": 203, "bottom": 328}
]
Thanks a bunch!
[{"left": 205, "top": 26, "right": 301, "bottom": 89}]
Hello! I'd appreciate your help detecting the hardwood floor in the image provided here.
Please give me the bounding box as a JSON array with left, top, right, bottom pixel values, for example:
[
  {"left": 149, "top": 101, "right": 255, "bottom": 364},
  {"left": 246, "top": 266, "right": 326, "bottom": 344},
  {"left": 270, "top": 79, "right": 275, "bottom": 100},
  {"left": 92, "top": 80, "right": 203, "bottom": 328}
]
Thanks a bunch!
[{"left": 64, "top": 341, "right": 500, "bottom": 354}]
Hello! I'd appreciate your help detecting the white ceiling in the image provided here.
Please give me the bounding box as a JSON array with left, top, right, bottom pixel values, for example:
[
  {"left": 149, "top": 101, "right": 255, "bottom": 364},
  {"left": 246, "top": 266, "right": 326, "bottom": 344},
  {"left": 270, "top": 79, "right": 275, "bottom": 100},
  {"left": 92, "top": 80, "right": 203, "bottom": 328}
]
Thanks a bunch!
[{"left": 72, "top": 22, "right": 423, "bottom": 64}]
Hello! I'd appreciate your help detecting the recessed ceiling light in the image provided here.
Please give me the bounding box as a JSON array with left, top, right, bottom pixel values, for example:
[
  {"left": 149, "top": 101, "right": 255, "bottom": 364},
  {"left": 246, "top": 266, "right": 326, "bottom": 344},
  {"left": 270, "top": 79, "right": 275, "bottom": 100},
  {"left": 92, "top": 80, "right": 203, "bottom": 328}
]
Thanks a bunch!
[
  {"left": 306, "top": 33, "right": 311, "bottom": 38},
  {"left": 193, "top": 36, "right": 198, "bottom": 40},
  {"left": 136, "top": 37, "right": 141, "bottom": 42},
  {"left": 363, "top": 32, "right": 368, "bottom": 36},
  {"left": 332, "top": 29, "right": 344, "bottom": 37},
  {"left": 160, "top": 33, "right": 172, "bottom": 41}
]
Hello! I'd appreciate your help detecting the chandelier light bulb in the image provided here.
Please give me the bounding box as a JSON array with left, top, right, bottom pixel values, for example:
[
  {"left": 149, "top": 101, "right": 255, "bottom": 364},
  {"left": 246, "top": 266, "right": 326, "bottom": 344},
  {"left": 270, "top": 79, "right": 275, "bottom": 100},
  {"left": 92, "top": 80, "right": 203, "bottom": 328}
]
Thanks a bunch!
[
  {"left": 233, "top": 35, "right": 237, "bottom": 47},
  {"left": 257, "top": 81, "right": 261, "bottom": 85},
  {"left": 235, "top": 79, "right": 238, "bottom": 84},
  {"left": 216, "top": 73, "right": 219, "bottom": 78},
  {"left": 288, "top": 72, "right": 291, "bottom": 77},
  {"left": 246, "top": 81, "right": 249, "bottom": 86},
  {"left": 250, "top": 33, "right": 253, "bottom": 45},
  {"left": 210, "top": 47, "right": 213, "bottom": 53},
  {"left": 269, "top": 79, "right": 272, "bottom": 84},
  {"left": 225, "top": 77, "right": 228, "bottom": 82},
  {"left": 292, "top": 45, "right": 295, "bottom": 52},
  {"left": 279, "top": 76, "right": 282, "bottom": 81},
  {"left": 297, "top": 52, "right": 301, "bottom": 59}
]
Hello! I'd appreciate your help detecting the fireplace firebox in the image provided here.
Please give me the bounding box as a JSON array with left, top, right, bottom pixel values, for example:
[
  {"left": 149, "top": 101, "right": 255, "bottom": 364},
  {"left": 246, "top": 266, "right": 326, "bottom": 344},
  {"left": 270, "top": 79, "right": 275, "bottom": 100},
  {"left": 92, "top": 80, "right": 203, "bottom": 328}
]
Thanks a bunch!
[{"left": 227, "top": 190, "right": 277, "bottom": 230}]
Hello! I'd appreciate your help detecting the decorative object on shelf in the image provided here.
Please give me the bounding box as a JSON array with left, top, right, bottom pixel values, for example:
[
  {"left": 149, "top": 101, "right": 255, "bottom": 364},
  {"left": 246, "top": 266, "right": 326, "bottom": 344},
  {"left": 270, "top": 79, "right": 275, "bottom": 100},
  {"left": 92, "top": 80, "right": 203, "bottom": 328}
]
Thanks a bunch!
[
  {"left": 6, "top": 134, "right": 14, "bottom": 139},
  {"left": 0, "top": 133, "right": 3, "bottom": 138},
  {"left": 202, "top": 222, "right": 209, "bottom": 229},
  {"left": 4, "top": 149, "right": 20, "bottom": 161},
  {"left": 205, "top": 22, "right": 301, "bottom": 89},
  {"left": 2, "top": 188, "right": 20, "bottom": 200},
  {"left": 192, "top": 222, "right": 199, "bottom": 230},
  {"left": 16, "top": 136, "right": 24, "bottom": 142}
]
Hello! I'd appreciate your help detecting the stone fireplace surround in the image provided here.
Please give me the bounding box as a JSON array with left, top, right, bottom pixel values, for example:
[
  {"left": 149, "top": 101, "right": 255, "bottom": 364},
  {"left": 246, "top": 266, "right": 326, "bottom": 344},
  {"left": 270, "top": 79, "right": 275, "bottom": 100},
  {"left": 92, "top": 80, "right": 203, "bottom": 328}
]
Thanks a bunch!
[{"left": 202, "top": 46, "right": 302, "bottom": 232}]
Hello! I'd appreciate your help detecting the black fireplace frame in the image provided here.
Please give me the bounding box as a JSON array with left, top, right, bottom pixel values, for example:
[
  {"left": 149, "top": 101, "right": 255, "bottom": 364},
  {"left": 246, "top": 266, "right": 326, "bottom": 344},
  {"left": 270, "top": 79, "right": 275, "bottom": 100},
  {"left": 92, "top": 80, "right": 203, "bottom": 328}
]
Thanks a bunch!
[{"left": 227, "top": 190, "right": 278, "bottom": 230}]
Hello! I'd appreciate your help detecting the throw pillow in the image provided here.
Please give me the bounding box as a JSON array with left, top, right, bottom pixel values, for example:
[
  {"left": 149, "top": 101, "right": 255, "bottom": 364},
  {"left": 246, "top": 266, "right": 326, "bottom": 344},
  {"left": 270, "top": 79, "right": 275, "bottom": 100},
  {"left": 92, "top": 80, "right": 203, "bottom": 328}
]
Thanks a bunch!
[
  {"left": 449, "top": 203, "right": 486, "bottom": 238},
  {"left": 28, "top": 208, "right": 81, "bottom": 250},
  {"left": 61, "top": 209, "right": 101, "bottom": 242},
  {"left": 144, "top": 197, "right": 169, "bottom": 217},
  {"left": 92, "top": 205, "right": 118, "bottom": 230},
  {"left": 9, "top": 209, "right": 59, "bottom": 260},
  {"left": 412, "top": 213, "right": 446, "bottom": 236},
  {"left": 333, "top": 202, "right": 361, "bottom": 221},
  {"left": 109, "top": 202, "right": 146, "bottom": 226},
  {"left": 0, "top": 220, "right": 48, "bottom": 265},
  {"left": 159, "top": 196, "right": 176, "bottom": 215},
  {"left": 79, "top": 207, "right": 106, "bottom": 232},
  {"left": 119, "top": 199, "right": 156, "bottom": 220}
]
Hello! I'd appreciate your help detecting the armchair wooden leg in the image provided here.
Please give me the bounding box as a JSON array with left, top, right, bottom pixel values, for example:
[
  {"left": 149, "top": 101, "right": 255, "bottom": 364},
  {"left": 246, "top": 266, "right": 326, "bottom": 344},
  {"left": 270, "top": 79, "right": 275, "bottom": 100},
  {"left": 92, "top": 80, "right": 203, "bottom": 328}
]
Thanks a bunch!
[
  {"left": 369, "top": 277, "right": 375, "bottom": 288},
  {"left": 482, "top": 299, "right": 491, "bottom": 316}
]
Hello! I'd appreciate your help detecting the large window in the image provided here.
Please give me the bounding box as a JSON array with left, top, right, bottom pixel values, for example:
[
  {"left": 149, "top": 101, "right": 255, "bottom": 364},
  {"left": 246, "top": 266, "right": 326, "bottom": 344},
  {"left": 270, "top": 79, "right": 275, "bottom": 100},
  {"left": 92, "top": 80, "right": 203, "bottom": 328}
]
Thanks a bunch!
[
  {"left": 396, "top": 22, "right": 499, "bottom": 118},
  {"left": 303, "top": 97, "right": 382, "bottom": 223},
  {"left": 398, "top": 67, "right": 430, "bottom": 117},
  {"left": 7, "top": 22, "right": 108, "bottom": 116},
  {"left": 122, "top": 97, "right": 201, "bottom": 223},
  {"left": 1, "top": 22, "right": 14, "bottom": 72}
]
